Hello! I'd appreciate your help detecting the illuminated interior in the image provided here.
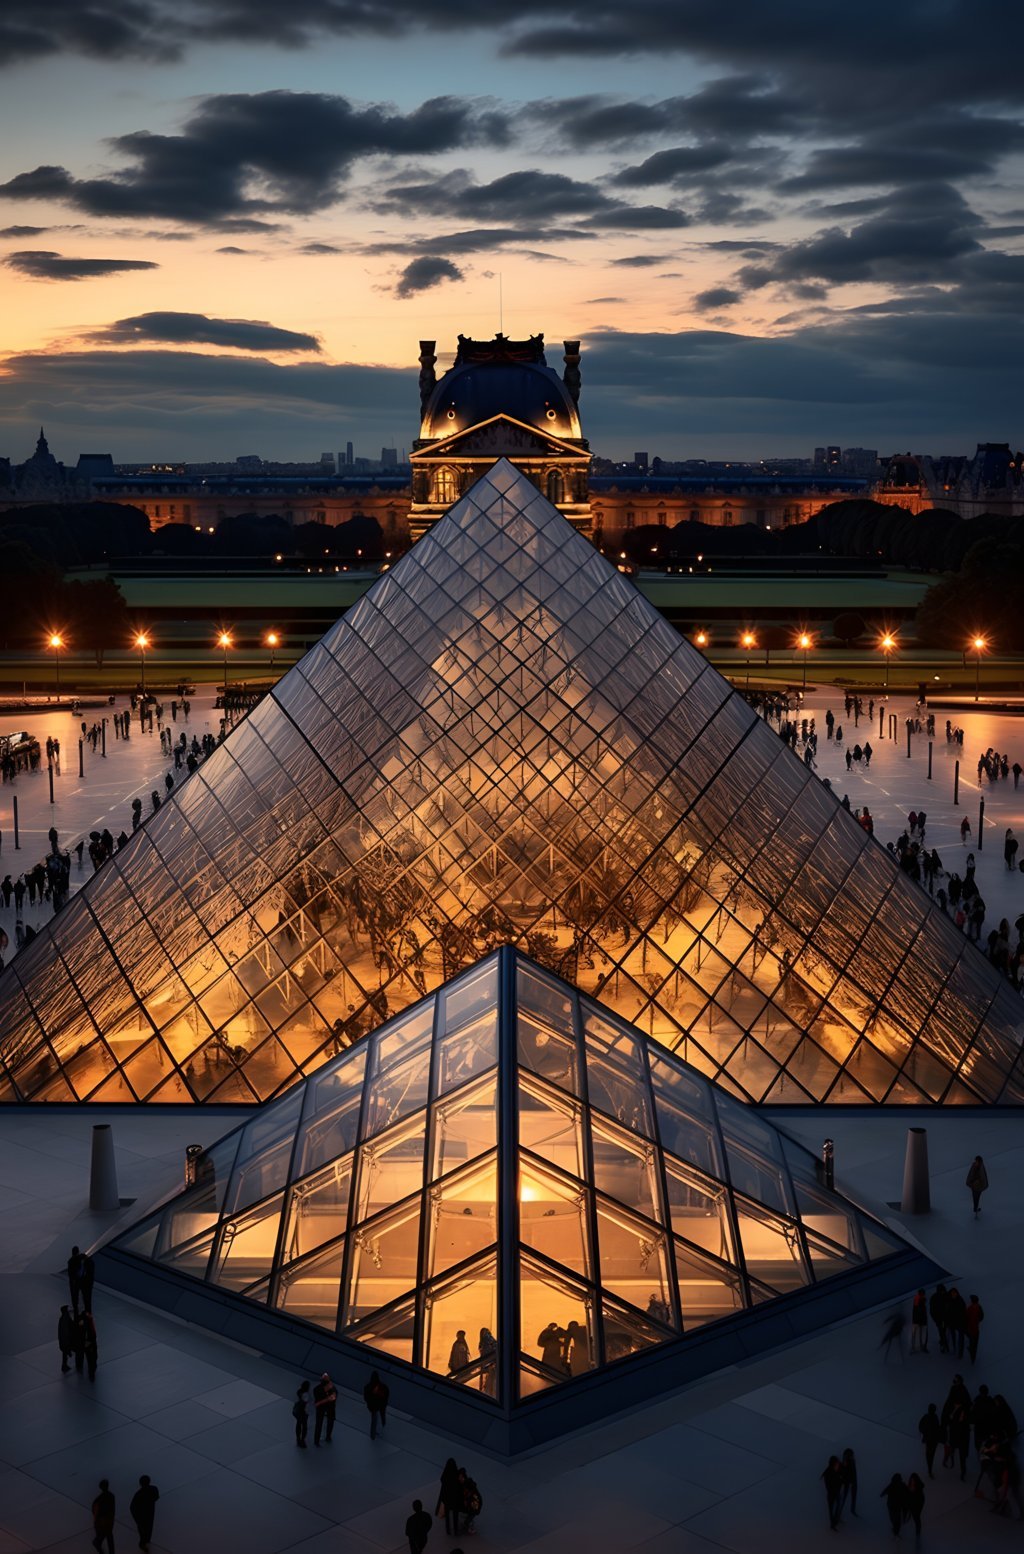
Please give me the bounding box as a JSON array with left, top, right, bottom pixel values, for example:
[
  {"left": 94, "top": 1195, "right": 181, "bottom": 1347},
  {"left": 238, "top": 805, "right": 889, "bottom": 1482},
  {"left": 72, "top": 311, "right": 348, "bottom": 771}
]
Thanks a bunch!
[
  {"left": 1, "top": 459, "right": 1022, "bottom": 1105},
  {"left": 111, "top": 951, "right": 906, "bottom": 1404}
]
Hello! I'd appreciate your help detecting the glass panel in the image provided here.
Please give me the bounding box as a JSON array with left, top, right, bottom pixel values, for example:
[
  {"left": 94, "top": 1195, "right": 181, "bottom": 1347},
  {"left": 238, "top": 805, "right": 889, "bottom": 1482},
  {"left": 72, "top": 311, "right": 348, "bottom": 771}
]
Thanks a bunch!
[
  {"left": 211, "top": 1193, "right": 284, "bottom": 1291},
  {"left": 518, "top": 1009, "right": 580, "bottom": 1094},
  {"left": 675, "top": 1239, "right": 746, "bottom": 1329},
  {"left": 362, "top": 1046, "right": 432, "bottom": 1140},
  {"left": 283, "top": 1156, "right": 353, "bottom": 1262},
  {"left": 297, "top": 1046, "right": 367, "bottom": 1173},
  {"left": 435, "top": 1014, "right": 498, "bottom": 1096},
  {"left": 518, "top": 1071, "right": 586, "bottom": 1179},
  {"left": 345, "top": 1199, "right": 422, "bottom": 1325},
  {"left": 792, "top": 1178, "right": 862, "bottom": 1256},
  {"left": 441, "top": 958, "right": 499, "bottom": 1032},
  {"left": 431, "top": 1074, "right": 497, "bottom": 1181},
  {"left": 519, "top": 1157, "right": 591, "bottom": 1277},
  {"left": 275, "top": 1238, "right": 345, "bottom": 1330},
  {"left": 735, "top": 1198, "right": 809, "bottom": 1293},
  {"left": 422, "top": 1255, "right": 500, "bottom": 1395},
  {"left": 590, "top": 1114, "right": 664, "bottom": 1225},
  {"left": 804, "top": 1230, "right": 864, "bottom": 1282},
  {"left": 663, "top": 1158, "right": 735, "bottom": 1262},
  {"left": 426, "top": 1155, "right": 498, "bottom": 1279},
  {"left": 601, "top": 1296, "right": 675, "bottom": 1362},
  {"left": 354, "top": 1111, "right": 427, "bottom": 1224},
  {"left": 596, "top": 1197, "right": 674, "bottom": 1319},
  {"left": 348, "top": 1294, "right": 416, "bottom": 1365},
  {"left": 519, "top": 1254, "right": 596, "bottom": 1388}
]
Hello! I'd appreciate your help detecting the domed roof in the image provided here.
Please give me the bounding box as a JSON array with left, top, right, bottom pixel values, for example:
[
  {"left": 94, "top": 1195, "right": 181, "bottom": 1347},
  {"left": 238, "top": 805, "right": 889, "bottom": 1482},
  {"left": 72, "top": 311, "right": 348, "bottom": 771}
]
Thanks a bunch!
[{"left": 421, "top": 334, "right": 581, "bottom": 442}]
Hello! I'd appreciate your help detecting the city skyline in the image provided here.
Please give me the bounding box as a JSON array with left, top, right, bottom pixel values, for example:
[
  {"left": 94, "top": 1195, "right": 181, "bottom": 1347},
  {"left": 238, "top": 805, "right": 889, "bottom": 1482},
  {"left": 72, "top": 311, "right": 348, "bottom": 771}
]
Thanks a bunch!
[{"left": 1, "top": 2, "right": 1022, "bottom": 458}]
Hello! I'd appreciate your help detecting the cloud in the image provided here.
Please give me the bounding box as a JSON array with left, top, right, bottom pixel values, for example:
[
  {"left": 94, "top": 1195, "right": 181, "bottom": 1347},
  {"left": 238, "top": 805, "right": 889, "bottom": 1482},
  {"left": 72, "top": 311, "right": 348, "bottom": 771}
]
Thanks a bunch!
[
  {"left": 299, "top": 241, "right": 343, "bottom": 254},
  {"left": 215, "top": 245, "right": 251, "bottom": 254},
  {"left": 2, "top": 248, "right": 158, "bottom": 280},
  {"left": 0, "top": 224, "right": 49, "bottom": 237},
  {"left": 87, "top": 311, "right": 321, "bottom": 352},
  {"left": 694, "top": 285, "right": 741, "bottom": 309},
  {"left": 0, "top": 92, "right": 510, "bottom": 225},
  {"left": 581, "top": 205, "right": 690, "bottom": 229},
  {"left": 394, "top": 255, "right": 463, "bottom": 297},
  {"left": 609, "top": 254, "right": 672, "bottom": 267},
  {"left": 363, "top": 225, "right": 599, "bottom": 256}
]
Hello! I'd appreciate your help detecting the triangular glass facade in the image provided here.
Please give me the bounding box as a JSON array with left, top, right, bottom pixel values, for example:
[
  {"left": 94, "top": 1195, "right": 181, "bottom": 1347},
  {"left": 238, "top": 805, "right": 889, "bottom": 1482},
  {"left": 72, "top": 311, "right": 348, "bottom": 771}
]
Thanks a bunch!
[
  {"left": 1, "top": 459, "right": 1023, "bottom": 1104},
  {"left": 106, "top": 949, "right": 908, "bottom": 1409}
]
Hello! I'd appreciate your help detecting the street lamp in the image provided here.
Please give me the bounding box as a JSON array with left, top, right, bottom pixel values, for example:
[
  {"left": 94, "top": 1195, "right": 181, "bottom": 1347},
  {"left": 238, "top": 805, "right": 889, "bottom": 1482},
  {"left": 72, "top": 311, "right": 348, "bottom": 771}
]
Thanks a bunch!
[
  {"left": 217, "top": 630, "right": 233, "bottom": 704},
  {"left": 265, "top": 629, "right": 280, "bottom": 674},
  {"left": 48, "top": 632, "right": 64, "bottom": 701},
  {"left": 694, "top": 629, "right": 709, "bottom": 651},
  {"left": 795, "top": 631, "right": 813, "bottom": 693},
  {"left": 134, "top": 631, "right": 150, "bottom": 698},
  {"left": 971, "top": 634, "right": 987, "bottom": 702},
  {"left": 878, "top": 632, "right": 896, "bottom": 692},
  {"left": 741, "top": 630, "right": 756, "bottom": 690}
]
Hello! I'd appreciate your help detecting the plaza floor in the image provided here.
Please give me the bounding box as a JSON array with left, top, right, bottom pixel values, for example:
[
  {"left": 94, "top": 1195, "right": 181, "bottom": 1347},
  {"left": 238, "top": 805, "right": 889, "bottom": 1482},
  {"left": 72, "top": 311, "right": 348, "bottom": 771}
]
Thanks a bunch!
[{"left": 0, "top": 686, "right": 1023, "bottom": 1552}]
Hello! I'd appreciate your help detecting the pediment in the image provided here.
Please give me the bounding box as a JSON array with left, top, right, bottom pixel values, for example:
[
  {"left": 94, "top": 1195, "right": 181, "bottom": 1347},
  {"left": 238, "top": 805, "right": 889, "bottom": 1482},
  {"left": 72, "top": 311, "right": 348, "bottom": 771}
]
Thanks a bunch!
[{"left": 413, "top": 414, "right": 584, "bottom": 461}]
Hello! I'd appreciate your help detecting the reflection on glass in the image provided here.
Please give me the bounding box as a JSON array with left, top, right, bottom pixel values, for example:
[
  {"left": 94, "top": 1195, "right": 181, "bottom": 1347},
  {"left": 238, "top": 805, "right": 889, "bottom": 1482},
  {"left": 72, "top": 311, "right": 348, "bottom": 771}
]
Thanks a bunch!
[
  {"left": 590, "top": 1115, "right": 663, "bottom": 1224},
  {"left": 283, "top": 1155, "right": 353, "bottom": 1261},
  {"left": 346, "top": 1198, "right": 422, "bottom": 1324},
  {"left": 520, "top": 1157, "right": 591, "bottom": 1277},
  {"left": 422, "top": 1255, "right": 499, "bottom": 1395},
  {"left": 431, "top": 1074, "right": 498, "bottom": 1181},
  {"left": 519, "top": 1254, "right": 595, "bottom": 1387},
  {"left": 426, "top": 1155, "right": 498, "bottom": 1279},
  {"left": 663, "top": 1158, "right": 734, "bottom": 1261},
  {"left": 735, "top": 1198, "right": 808, "bottom": 1292},
  {"left": 275, "top": 1239, "right": 345, "bottom": 1329},
  {"left": 518, "top": 1072, "right": 586, "bottom": 1179},
  {"left": 596, "top": 1198, "right": 674, "bottom": 1320},
  {"left": 675, "top": 1239, "right": 744, "bottom": 1328},
  {"left": 211, "top": 1192, "right": 284, "bottom": 1291}
]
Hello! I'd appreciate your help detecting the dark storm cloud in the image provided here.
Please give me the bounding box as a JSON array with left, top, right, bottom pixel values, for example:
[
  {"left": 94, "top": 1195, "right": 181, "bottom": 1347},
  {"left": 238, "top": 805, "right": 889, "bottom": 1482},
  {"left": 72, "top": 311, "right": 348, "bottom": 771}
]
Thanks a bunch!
[
  {"left": 393, "top": 256, "right": 463, "bottom": 297},
  {"left": 580, "top": 205, "right": 690, "bottom": 230},
  {"left": 0, "top": 92, "right": 509, "bottom": 224},
  {"left": 88, "top": 311, "right": 320, "bottom": 351},
  {"left": 735, "top": 185, "right": 985, "bottom": 293},
  {"left": 362, "top": 226, "right": 599, "bottom": 256},
  {"left": 612, "top": 145, "right": 742, "bottom": 187},
  {"left": 3, "top": 249, "right": 158, "bottom": 280},
  {"left": 375, "top": 169, "right": 613, "bottom": 221}
]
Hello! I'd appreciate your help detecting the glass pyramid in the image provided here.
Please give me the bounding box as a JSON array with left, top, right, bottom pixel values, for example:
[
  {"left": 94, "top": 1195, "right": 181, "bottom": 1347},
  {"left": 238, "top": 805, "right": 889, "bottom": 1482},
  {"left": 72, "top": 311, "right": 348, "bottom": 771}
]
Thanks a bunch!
[
  {"left": 103, "top": 949, "right": 911, "bottom": 1425},
  {"left": 1, "top": 458, "right": 1023, "bottom": 1104}
]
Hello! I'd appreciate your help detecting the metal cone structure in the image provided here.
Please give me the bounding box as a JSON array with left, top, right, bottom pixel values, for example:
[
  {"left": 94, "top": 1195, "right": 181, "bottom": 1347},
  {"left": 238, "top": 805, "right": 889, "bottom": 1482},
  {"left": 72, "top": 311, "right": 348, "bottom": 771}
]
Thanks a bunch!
[
  {"left": 1, "top": 458, "right": 1022, "bottom": 1104},
  {"left": 98, "top": 949, "right": 931, "bottom": 1451}
]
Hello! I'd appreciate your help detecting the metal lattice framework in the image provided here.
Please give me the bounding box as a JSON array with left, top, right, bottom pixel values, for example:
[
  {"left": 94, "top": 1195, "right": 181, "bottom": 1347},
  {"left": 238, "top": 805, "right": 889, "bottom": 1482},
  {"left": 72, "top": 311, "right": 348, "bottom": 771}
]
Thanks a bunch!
[
  {"left": 108, "top": 949, "right": 908, "bottom": 1408},
  {"left": 1, "top": 459, "right": 1023, "bottom": 1104}
]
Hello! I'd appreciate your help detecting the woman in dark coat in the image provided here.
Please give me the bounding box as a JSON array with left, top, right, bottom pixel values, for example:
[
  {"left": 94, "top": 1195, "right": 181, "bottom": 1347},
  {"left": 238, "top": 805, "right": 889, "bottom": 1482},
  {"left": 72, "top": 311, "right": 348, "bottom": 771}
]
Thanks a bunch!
[
  {"left": 880, "top": 1473, "right": 906, "bottom": 1536},
  {"left": 905, "top": 1472, "right": 925, "bottom": 1537},
  {"left": 966, "top": 1155, "right": 989, "bottom": 1215},
  {"left": 437, "top": 1457, "right": 461, "bottom": 1537}
]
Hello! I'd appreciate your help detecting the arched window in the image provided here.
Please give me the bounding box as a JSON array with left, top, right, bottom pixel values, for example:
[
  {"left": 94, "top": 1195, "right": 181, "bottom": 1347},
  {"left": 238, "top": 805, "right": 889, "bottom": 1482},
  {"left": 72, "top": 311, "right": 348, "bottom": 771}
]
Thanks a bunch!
[
  {"left": 431, "top": 466, "right": 458, "bottom": 504},
  {"left": 546, "top": 468, "right": 566, "bottom": 504}
]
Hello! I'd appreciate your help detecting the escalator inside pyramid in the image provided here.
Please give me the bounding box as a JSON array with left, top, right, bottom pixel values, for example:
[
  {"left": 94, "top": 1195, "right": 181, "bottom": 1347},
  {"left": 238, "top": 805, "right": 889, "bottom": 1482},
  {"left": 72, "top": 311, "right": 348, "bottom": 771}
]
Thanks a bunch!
[{"left": 1, "top": 457, "right": 1023, "bottom": 1105}]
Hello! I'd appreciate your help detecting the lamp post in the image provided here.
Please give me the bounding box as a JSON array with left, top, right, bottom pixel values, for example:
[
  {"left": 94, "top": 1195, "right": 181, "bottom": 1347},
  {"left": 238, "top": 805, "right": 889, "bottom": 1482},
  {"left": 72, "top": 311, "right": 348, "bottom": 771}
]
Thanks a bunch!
[
  {"left": 796, "top": 631, "right": 813, "bottom": 693},
  {"left": 265, "top": 630, "right": 280, "bottom": 675},
  {"left": 971, "top": 634, "right": 987, "bottom": 702},
  {"left": 694, "top": 629, "right": 709, "bottom": 652},
  {"left": 741, "top": 630, "right": 756, "bottom": 690},
  {"left": 217, "top": 630, "right": 232, "bottom": 705},
  {"left": 879, "top": 632, "right": 896, "bottom": 692},
  {"left": 134, "top": 631, "right": 150, "bottom": 698},
  {"left": 48, "top": 632, "right": 64, "bottom": 701}
]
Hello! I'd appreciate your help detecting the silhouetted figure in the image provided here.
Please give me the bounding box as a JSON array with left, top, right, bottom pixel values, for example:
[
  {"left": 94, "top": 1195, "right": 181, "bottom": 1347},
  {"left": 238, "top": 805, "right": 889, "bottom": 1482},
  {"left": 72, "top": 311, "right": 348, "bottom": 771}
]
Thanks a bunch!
[
  {"left": 880, "top": 1309, "right": 905, "bottom": 1359},
  {"left": 313, "top": 1371, "right": 337, "bottom": 1445},
  {"left": 129, "top": 1475, "right": 159, "bottom": 1551},
  {"left": 839, "top": 1447, "right": 858, "bottom": 1518},
  {"left": 822, "top": 1455, "right": 843, "bottom": 1529},
  {"left": 880, "top": 1473, "right": 906, "bottom": 1536},
  {"left": 918, "top": 1402, "right": 943, "bottom": 1477},
  {"left": 67, "top": 1245, "right": 94, "bottom": 1313},
  {"left": 438, "top": 1458, "right": 461, "bottom": 1536},
  {"left": 448, "top": 1330, "right": 471, "bottom": 1376},
  {"left": 905, "top": 1472, "right": 925, "bottom": 1539},
  {"left": 364, "top": 1369, "right": 389, "bottom": 1439},
  {"left": 967, "top": 1155, "right": 989, "bottom": 1215},
  {"left": 293, "top": 1380, "right": 309, "bottom": 1447},
  {"left": 52, "top": 1301, "right": 78, "bottom": 1376},
  {"left": 91, "top": 1479, "right": 115, "bottom": 1554},
  {"left": 406, "top": 1498, "right": 432, "bottom": 1553}
]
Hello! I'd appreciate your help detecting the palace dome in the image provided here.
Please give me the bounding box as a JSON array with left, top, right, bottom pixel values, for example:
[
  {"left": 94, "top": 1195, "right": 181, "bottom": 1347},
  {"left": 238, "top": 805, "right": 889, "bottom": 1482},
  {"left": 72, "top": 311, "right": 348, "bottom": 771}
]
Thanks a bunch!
[{"left": 420, "top": 334, "right": 582, "bottom": 441}]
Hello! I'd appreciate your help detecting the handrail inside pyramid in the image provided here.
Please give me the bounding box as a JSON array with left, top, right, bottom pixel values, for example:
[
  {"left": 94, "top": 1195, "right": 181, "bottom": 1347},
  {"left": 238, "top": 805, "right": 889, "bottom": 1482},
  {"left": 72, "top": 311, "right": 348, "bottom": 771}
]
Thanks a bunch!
[
  {"left": 1, "top": 458, "right": 1022, "bottom": 1104},
  {"left": 102, "top": 949, "right": 916, "bottom": 1418}
]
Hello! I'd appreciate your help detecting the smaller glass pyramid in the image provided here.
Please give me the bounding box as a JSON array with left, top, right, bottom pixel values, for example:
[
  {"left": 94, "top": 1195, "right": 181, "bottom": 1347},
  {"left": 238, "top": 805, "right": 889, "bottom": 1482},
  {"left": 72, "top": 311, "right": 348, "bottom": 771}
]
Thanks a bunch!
[{"left": 104, "top": 948, "right": 914, "bottom": 1434}]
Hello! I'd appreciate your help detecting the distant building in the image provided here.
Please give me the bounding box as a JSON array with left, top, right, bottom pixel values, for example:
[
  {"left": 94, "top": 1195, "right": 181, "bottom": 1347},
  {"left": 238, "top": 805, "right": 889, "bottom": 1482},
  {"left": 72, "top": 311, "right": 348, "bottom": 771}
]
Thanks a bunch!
[
  {"left": 633, "top": 451, "right": 649, "bottom": 472},
  {"left": 380, "top": 447, "right": 398, "bottom": 468}
]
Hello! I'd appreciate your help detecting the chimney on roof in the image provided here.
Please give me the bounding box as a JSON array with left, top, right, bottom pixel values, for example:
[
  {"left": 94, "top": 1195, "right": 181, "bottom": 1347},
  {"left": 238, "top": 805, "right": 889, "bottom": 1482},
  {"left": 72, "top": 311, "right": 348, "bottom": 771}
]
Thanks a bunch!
[{"left": 563, "top": 341, "right": 581, "bottom": 406}]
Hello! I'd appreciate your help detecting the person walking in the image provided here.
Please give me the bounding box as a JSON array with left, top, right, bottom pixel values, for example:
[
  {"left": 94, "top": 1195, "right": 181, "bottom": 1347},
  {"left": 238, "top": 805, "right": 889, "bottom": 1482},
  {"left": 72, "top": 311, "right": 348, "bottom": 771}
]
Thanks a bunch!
[
  {"left": 57, "top": 1304, "right": 75, "bottom": 1373},
  {"left": 438, "top": 1458, "right": 461, "bottom": 1537},
  {"left": 91, "top": 1479, "right": 116, "bottom": 1554},
  {"left": 293, "top": 1381, "right": 309, "bottom": 1448},
  {"left": 966, "top": 1155, "right": 989, "bottom": 1215},
  {"left": 905, "top": 1472, "right": 925, "bottom": 1540},
  {"left": 918, "top": 1403, "right": 943, "bottom": 1478},
  {"left": 448, "top": 1330, "right": 471, "bottom": 1376},
  {"left": 965, "top": 1294, "right": 985, "bottom": 1363},
  {"left": 839, "top": 1447, "right": 858, "bottom": 1518},
  {"left": 880, "top": 1473, "right": 906, "bottom": 1536},
  {"left": 929, "top": 1284, "right": 950, "bottom": 1353},
  {"left": 406, "top": 1498, "right": 432, "bottom": 1554},
  {"left": 313, "top": 1371, "right": 337, "bottom": 1446},
  {"left": 67, "top": 1245, "right": 94, "bottom": 1313},
  {"left": 129, "top": 1475, "right": 159, "bottom": 1551},
  {"left": 81, "top": 1309, "right": 98, "bottom": 1381},
  {"left": 942, "top": 1375, "right": 971, "bottom": 1478},
  {"left": 364, "top": 1369, "right": 389, "bottom": 1439},
  {"left": 910, "top": 1289, "right": 929, "bottom": 1353}
]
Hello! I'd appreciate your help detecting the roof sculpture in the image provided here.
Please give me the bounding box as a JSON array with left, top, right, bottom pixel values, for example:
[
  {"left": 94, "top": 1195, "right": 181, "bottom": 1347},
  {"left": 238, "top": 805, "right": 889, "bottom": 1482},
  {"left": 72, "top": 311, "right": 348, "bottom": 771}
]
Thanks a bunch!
[
  {"left": 1, "top": 459, "right": 1022, "bottom": 1104},
  {"left": 100, "top": 949, "right": 924, "bottom": 1449}
]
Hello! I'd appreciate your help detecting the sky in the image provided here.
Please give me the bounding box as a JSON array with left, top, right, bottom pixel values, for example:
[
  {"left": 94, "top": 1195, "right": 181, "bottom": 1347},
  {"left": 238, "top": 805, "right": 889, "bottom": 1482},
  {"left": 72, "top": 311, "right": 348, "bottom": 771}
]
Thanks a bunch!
[{"left": 1, "top": 1, "right": 1023, "bottom": 463}]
